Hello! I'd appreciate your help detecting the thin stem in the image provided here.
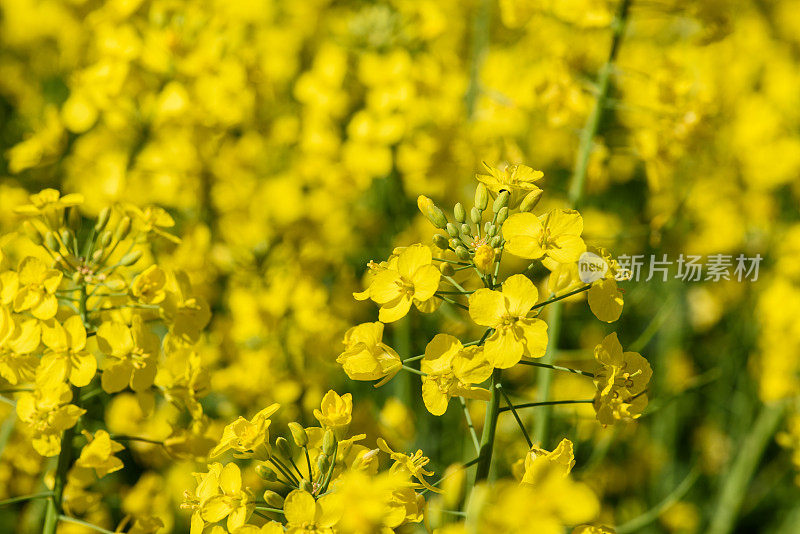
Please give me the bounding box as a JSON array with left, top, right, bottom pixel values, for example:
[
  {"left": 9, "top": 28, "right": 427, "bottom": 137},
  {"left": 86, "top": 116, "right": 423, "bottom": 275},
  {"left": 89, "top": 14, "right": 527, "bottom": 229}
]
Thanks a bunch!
[
  {"left": 0, "top": 492, "right": 52, "bottom": 507},
  {"left": 269, "top": 457, "right": 299, "bottom": 487},
  {"left": 434, "top": 294, "right": 469, "bottom": 311},
  {"left": 707, "top": 403, "right": 786, "bottom": 534},
  {"left": 254, "top": 506, "right": 285, "bottom": 515},
  {"left": 532, "top": 297, "right": 562, "bottom": 446},
  {"left": 617, "top": 467, "right": 699, "bottom": 534},
  {"left": 568, "top": 0, "right": 632, "bottom": 207},
  {"left": 517, "top": 360, "right": 594, "bottom": 378},
  {"left": 109, "top": 435, "right": 163, "bottom": 446},
  {"left": 499, "top": 399, "right": 593, "bottom": 413},
  {"left": 58, "top": 515, "right": 115, "bottom": 534},
  {"left": 423, "top": 457, "right": 480, "bottom": 495},
  {"left": 530, "top": 285, "right": 592, "bottom": 311},
  {"left": 497, "top": 384, "right": 532, "bottom": 448},
  {"left": 304, "top": 446, "right": 313, "bottom": 480},
  {"left": 442, "top": 275, "right": 469, "bottom": 293},
  {"left": 473, "top": 369, "right": 501, "bottom": 483},
  {"left": 458, "top": 397, "right": 481, "bottom": 453},
  {"left": 432, "top": 258, "right": 469, "bottom": 266},
  {"left": 402, "top": 365, "right": 427, "bottom": 377}
]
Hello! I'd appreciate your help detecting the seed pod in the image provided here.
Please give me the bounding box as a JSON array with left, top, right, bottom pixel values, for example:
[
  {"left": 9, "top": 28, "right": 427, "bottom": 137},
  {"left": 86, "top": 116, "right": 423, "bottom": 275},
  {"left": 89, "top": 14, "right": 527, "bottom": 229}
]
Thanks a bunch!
[
  {"left": 255, "top": 464, "right": 278, "bottom": 481},
  {"left": 475, "top": 183, "right": 489, "bottom": 210},
  {"left": 276, "top": 437, "right": 292, "bottom": 459},
  {"left": 95, "top": 207, "right": 111, "bottom": 232},
  {"left": 454, "top": 202, "right": 466, "bottom": 223},
  {"left": 114, "top": 216, "right": 132, "bottom": 242},
  {"left": 288, "top": 422, "right": 308, "bottom": 448},
  {"left": 496, "top": 207, "right": 509, "bottom": 224},
  {"left": 263, "top": 490, "right": 284, "bottom": 508},
  {"left": 493, "top": 190, "right": 510, "bottom": 213},
  {"left": 322, "top": 429, "right": 336, "bottom": 456},
  {"left": 460, "top": 223, "right": 471, "bottom": 236},
  {"left": 446, "top": 223, "right": 459, "bottom": 237},
  {"left": 433, "top": 234, "right": 450, "bottom": 250},
  {"left": 119, "top": 250, "right": 142, "bottom": 266},
  {"left": 455, "top": 246, "right": 470, "bottom": 261},
  {"left": 45, "top": 232, "right": 59, "bottom": 252},
  {"left": 317, "top": 453, "right": 330, "bottom": 474},
  {"left": 417, "top": 195, "right": 448, "bottom": 229},
  {"left": 520, "top": 189, "right": 543, "bottom": 212},
  {"left": 440, "top": 263, "right": 455, "bottom": 276}
]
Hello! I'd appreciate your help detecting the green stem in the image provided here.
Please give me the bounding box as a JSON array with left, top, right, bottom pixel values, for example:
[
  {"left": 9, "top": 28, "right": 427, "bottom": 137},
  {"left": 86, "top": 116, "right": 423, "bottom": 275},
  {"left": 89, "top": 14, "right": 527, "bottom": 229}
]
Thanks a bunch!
[
  {"left": 532, "top": 299, "right": 562, "bottom": 445},
  {"left": 617, "top": 467, "right": 699, "bottom": 534},
  {"left": 517, "top": 360, "right": 594, "bottom": 378},
  {"left": 459, "top": 397, "right": 481, "bottom": 453},
  {"left": 500, "top": 399, "right": 593, "bottom": 413},
  {"left": 707, "top": 403, "right": 786, "bottom": 534},
  {"left": 473, "top": 369, "right": 502, "bottom": 483},
  {"left": 434, "top": 294, "right": 469, "bottom": 311},
  {"left": 568, "top": 0, "right": 632, "bottom": 207},
  {"left": 530, "top": 285, "right": 592, "bottom": 311},
  {"left": 254, "top": 506, "right": 285, "bottom": 515},
  {"left": 58, "top": 515, "right": 115, "bottom": 534},
  {"left": 0, "top": 492, "right": 52, "bottom": 507},
  {"left": 497, "top": 385, "right": 532, "bottom": 448}
]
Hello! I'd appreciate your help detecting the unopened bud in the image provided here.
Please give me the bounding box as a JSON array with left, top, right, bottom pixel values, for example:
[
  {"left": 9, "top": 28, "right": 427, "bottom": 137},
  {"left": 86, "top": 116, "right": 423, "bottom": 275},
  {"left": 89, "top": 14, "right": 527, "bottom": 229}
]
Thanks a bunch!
[
  {"left": 322, "top": 430, "right": 336, "bottom": 456},
  {"left": 275, "top": 437, "right": 292, "bottom": 459},
  {"left": 449, "top": 238, "right": 460, "bottom": 250},
  {"left": 520, "top": 189, "right": 543, "bottom": 212},
  {"left": 455, "top": 246, "right": 470, "bottom": 261},
  {"left": 45, "top": 232, "right": 59, "bottom": 252},
  {"left": 92, "top": 249, "right": 104, "bottom": 263},
  {"left": 475, "top": 183, "right": 489, "bottom": 210},
  {"left": 490, "top": 236, "right": 502, "bottom": 247},
  {"left": 263, "top": 490, "right": 284, "bottom": 508},
  {"left": 119, "top": 250, "right": 142, "bottom": 266},
  {"left": 460, "top": 223, "right": 471, "bottom": 236},
  {"left": 317, "top": 453, "right": 330, "bottom": 474},
  {"left": 496, "top": 207, "right": 509, "bottom": 224},
  {"left": 440, "top": 263, "right": 455, "bottom": 276},
  {"left": 67, "top": 207, "right": 81, "bottom": 233},
  {"left": 114, "top": 216, "right": 132, "bottom": 242},
  {"left": 493, "top": 190, "right": 510, "bottom": 213},
  {"left": 98, "top": 230, "right": 112, "bottom": 248},
  {"left": 433, "top": 234, "right": 450, "bottom": 250},
  {"left": 474, "top": 244, "right": 495, "bottom": 273},
  {"left": 95, "top": 207, "right": 111, "bottom": 232},
  {"left": 487, "top": 224, "right": 497, "bottom": 237},
  {"left": 255, "top": 464, "right": 278, "bottom": 481},
  {"left": 417, "top": 196, "right": 448, "bottom": 229},
  {"left": 23, "top": 222, "right": 43, "bottom": 246},
  {"left": 60, "top": 229, "right": 73, "bottom": 250},
  {"left": 454, "top": 203, "right": 466, "bottom": 223},
  {"left": 288, "top": 422, "right": 308, "bottom": 448},
  {"left": 446, "top": 223, "right": 459, "bottom": 237},
  {"left": 300, "top": 479, "right": 313, "bottom": 492}
]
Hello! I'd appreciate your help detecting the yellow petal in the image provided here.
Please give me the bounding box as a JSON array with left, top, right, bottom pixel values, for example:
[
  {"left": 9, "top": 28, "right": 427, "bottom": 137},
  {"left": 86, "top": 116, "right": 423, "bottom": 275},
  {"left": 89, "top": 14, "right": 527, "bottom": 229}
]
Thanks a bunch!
[
  {"left": 283, "top": 490, "right": 316, "bottom": 525},
  {"left": 517, "top": 318, "right": 549, "bottom": 359},
  {"left": 502, "top": 274, "right": 538, "bottom": 316},
  {"left": 468, "top": 289, "right": 505, "bottom": 327},
  {"left": 397, "top": 244, "right": 432, "bottom": 279},
  {"left": 410, "top": 264, "right": 440, "bottom": 301},
  {"left": 587, "top": 278, "right": 623, "bottom": 323}
]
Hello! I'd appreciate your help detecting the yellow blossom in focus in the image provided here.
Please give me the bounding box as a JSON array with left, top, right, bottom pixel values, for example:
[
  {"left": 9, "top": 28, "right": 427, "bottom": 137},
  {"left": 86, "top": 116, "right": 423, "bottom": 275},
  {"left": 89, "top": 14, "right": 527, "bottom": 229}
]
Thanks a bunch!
[
  {"left": 210, "top": 403, "right": 280, "bottom": 458},
  {"left": 41, "top": 315, "right": 97, "bottom": 387},
  {"left": 313, "top": 390, "right": 353, "bottom": 434},
  {"left": 592, "top": 333, "right": 652, "bottom": 426},
  {"left": 97, "top": 316, "right": 160, "bottom": 393},
  {"left": 13, "top": 257, "right": 62, "bottom": 320},
  {"left": 283, "top": 489, "right": 342, "bottom": 534},
  {"left": 503, "top": 209, "right": 587, "bottom": 267},
  {"left": 468, "top": 274, "right": 548, "bottom": 368},
  {"left": 476, "top": 162, "right": 544, "bottom": 209},
  {"left": 337, "top": 322, "right": 401, "bottom": 387}
]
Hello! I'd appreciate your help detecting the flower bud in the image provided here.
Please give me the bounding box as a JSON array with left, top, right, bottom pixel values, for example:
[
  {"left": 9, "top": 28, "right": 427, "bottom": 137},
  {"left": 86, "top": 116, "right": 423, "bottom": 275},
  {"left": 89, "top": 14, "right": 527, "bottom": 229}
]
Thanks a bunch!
[
  {"left": 460, "top": 223, "right": 471, "bottom": 236},
  {"left": 119, "top": 250, "right": 142, "bottom": 266},
  {"left": 493, "top": 190, "right": 510, "bottom": 213},
  {"left": 470, "top": 207, "right": 482, "bottom": 225},
  {"left": 475, "top": 183, "right": 489, "bottom": 210},
  {"left": 114, "top": 216, "right": 132, "bottom": 242},
  {"left": 496, "top": 207, "right": 509, "bottom": 224},
  {"left": 95, "top": 207, "right": 111, "bottom": 232},
  {"left": 60, "top": 229, "right": 74, "bottom": 251},
  {"left": 91, "top": 249, "right": 104, "bottom": 263},
  {"left": 433, "top": 234, "right": 450, "bottom": 250},
  {"left": 23, "top": 221, "right": 43, "bottom": 246},
  {"left": 322, "top": 429, "right": 336, "bottom": 456},
  {"left": 263, "top": 490, "right": 284, "bottom": 508},
  {"left": 98, "top": 230, "right": 112, "bottom": 248},
  {"left": 474, "top": 244, "right": 495, "bottom": 273},
  {"left": 449, "top": 238, "right": 460, "bottom": 250},
  {"left": 520, "top": 189, "right": 543, "bottom": 212},
  {"left": 288, "top": 422, "right": 308, "bottom": 448},
  {"left": 487, "top": 224, "right": 497, "bottom": 237},
  {"left": 490, "top": 236, "right": 502, "bottom": 247},
  {"left": 440, "top": 263, "right": 455, "bottom": 276},
  {"left": 446, "top": 223, "right": 459, "bottom": 237},
  {"left": 276, "top": 437, "right": 292, "bottom": 459},
  {"left": 300, "top": 479, "right": 313, "bottom": 493},
  {"left": 454, "top": 203, "right": 466, "bottom": 223},
  {"left": 417, "top": 196, "right": 448, "bottom": 229},
  {"left": 455, "top": 246, "right": 470, "bottom": 261},
  {"left": 45, "top": 232, "right": 59, "bottom": 252},
  {"left": 255, "top": 464, "right": 278, "bottom": 481},
  {"left": 317, "top": 453, "right": 331, "bottom": 474}
]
